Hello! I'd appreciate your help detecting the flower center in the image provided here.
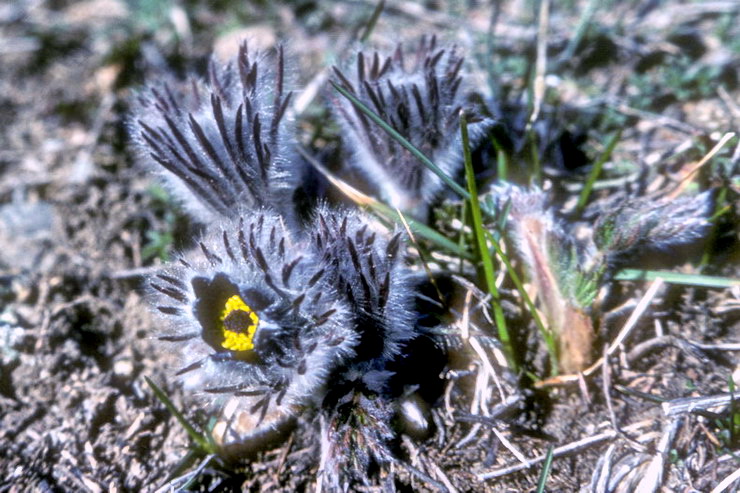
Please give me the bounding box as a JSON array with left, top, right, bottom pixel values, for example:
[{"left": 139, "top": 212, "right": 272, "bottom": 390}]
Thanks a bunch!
[{"left": 220, "top": 295, "right": 259, "bottom": 352}]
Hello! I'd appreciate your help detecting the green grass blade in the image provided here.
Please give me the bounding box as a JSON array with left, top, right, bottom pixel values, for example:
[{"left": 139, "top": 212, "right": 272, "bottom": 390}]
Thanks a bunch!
[
  {"left": 330, "top": 81, "right": 472, "bottom": 201},
  {"left": 558, "top": 0, "right": 599, "bottom": 64},
  {"left": 164, "top": 449, "right": 201, "bottom": 484},
  {"left": 728, "top": 375, "right": 739, "bottom": 445},
  {"left": 461, "top": 112, "right": 516, "bottom": 371},
  {"left": 490, "top": 135, "right": 509, "bottom": 181},
  {"left": 576, "top": 128, "right": 622, "bottom": 213},
  {"left": 145, "top": 377, "right": 216, "bottom": 454},
  {"left": 615, "top": 269, "right": 740, "bottom": 288},
  {"left": 458, "top": 200, "right": 469, "bottom": 271},
  {"left": 359, "top": 0, "right": 384, "bottom": 42},
  {"left": 536, "top": 446, "right": 555, "bottom": 493},
  {"left": 701, "top": 185, "right": 729, "bottom": 268},
  {"left": 368, "top": 200, "right": 473, "bottom": 260}
]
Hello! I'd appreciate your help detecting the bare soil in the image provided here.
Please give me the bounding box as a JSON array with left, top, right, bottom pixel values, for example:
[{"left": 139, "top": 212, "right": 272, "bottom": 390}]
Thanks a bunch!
[{"left": 1, "top": 1, "right": 738, "bottom": 492}]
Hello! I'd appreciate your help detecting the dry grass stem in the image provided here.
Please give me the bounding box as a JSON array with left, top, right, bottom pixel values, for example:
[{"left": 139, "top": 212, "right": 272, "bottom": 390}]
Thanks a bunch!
[
  {"left": 668, "top": 131, "right": 736, "bottom": 198},
  {"left": 710, "top": 466, "right": 740, "bottom": 493}
]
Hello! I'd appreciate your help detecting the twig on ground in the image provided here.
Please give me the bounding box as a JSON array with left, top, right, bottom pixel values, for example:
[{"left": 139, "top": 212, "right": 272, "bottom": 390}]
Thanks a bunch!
[
  {"left": 591, "top": 443, "right": 617, "bottom": 493},
  {"left": 477, "top": 430, "right": 617, "bottom": 480},
  {"left": 602, "top": 344, "right": 619, "bottom": 432},
  {"left": 490, "top": 427, "right": 531, "bottom": 469},
  {"left": 688, "top": 341, "right": 740, "bottom": 351},
  {"left": 467, "top": 336, "right": 506, "bottom": 403},
  {"left": 633, "top": 417, "right": 682, "bottom": 493},
  {"left": 626, "top": 335, "right": 693, "bottom": 363},
  {"left": 667, "top": 131, "right": 736, "bottom": 199},
  {"left": 478, "top": 421, "right": 653, "bottom": 481},
  {"left": 711, "top": 466, "right": 740, "bottom": 493},
  {"left": 662, "top": 393, "right": 738, "bottom": 417}
]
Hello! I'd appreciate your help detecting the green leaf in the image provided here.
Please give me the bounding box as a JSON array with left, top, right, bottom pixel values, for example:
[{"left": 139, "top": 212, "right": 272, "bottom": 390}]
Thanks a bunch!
[
  {"left": 615, "top": 269, "right": 740, "bottom": 288},
  {"left": 368, "top": 201, "right": 473, "bottom": 260},
  {"left": 145, "top": 377, "right": 216, "bottom": 454},
  {"left": 577, "top": 128, "right": 622, "bottom": 213},
  {"left": 359, "top": 0, "right": 385, "bottom": 42},
  {"left": 536, "top": 446, "right": 555, "bottom": 493},
  {"left": 461, "top": 113, "right": 515, "bottom": 371}
]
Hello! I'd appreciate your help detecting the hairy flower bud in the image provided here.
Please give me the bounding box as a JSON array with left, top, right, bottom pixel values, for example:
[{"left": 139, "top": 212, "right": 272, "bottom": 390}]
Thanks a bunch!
[
  {"left": 132, "top": 43, "right": 303, "bottom": 226},
  {"left": 332, "top": 35, "right": 495, "bottom": 220}
]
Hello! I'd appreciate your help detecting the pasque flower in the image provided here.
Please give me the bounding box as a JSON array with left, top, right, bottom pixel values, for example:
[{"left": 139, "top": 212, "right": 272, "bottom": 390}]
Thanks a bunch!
[
  {"left": 133, "top": 41, "right": 441, "bottom": 489},
  {"left": 332, "top": 35, "right": 495, "bottom": 220},
  {"left": 132, "top": 43, "right": 303, "bottom": 227}
]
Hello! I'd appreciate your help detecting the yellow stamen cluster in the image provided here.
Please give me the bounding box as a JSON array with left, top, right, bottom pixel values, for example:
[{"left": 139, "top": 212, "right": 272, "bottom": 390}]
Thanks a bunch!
[{"left": 220, "top": 295, "right": 259, "bottom": 352}]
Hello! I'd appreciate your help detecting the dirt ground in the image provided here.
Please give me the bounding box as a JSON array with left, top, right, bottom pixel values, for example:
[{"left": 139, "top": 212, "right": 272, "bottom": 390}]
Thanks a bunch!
[{"left": 1, "top": 1, "right": 739, "bottom": 491}]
